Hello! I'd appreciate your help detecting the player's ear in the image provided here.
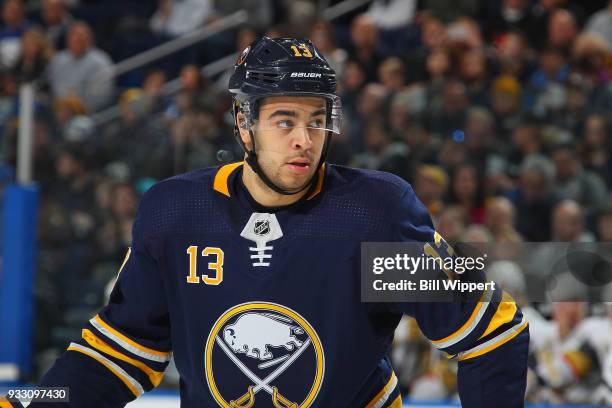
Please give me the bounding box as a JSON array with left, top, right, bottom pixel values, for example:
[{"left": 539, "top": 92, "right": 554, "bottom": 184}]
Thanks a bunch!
[{"left": 236, "top": 112, "right": 252, "bottom": 149}]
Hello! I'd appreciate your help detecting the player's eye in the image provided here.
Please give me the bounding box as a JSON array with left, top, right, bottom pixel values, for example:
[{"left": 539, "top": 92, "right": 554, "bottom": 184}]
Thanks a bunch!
[
  {"left": 308, "top": 119, "right": 324, "bottom": 129},
  {"left": 276, "top": 120, "right": 294, "bottom": 129}
]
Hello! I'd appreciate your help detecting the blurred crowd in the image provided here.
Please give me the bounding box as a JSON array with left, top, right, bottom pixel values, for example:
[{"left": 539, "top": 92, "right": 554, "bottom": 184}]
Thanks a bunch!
[{"left": 1, "top": 0, "right": 612, "bottom": 404}]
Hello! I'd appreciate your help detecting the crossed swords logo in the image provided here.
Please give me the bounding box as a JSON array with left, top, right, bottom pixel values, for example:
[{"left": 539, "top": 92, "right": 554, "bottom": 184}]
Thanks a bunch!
[{"left": 215, "top": 335, "right": 311, "bottom": 408}]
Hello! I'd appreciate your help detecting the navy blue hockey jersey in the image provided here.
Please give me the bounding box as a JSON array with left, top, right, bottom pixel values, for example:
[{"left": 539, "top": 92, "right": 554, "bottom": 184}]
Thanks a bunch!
[{"left": 29, "top": 162, "right": 529, "bottom": 407}]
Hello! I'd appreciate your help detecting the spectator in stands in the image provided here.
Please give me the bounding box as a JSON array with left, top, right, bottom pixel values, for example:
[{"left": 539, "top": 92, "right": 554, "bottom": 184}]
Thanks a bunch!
[
  {"left": 345, "top": 83, "right": 387, "bottom": 154},
  {"left": 509, "top": 120, "right": 542, "bottom": 171},
  {"left": 402, "top": 14, "right": 447, "bottom": 84},
  {"left": 490, "top": 75, "right": 524, "bottom": 136},
  {"left": 425, "top": 47, "right": 451, "bottom": 84},
  {"left": 552, "top": 199, "right": 595, "bottom": 242},
  {"left": 509, "top": 154, "right": 558, "bottom": 241},
  {"left": 102, "top": 88, "right": 169, "bottom": 180},
  {"left": 462, "top": 107, "right": 501, "bottom": 171},
  {"left": 414, "top": 164, "right": 448, "bottom": 217},
  {"left": 214, "top": 27, "right": 257, "bottom": 94},
  {"left": 446, "top": 17, "right": 484, "bottom": 52},
  {"left": 485, "top": 196, "right": 523, "bottom": 243},
  {"left": 309, "top": 21, "right": 347, "bottom": 80},
  {"left": 167, "top": 110, "right": 225, "bottom": 175},
  {"left": 428, "top": 80, "right": 469, "bottom": 137},
  {"left": 11, "top": 27, "right": 54, "bottom": 83},
  {"left": 551, "top": 143, "right": 607, "bottom": 209},
  {"left": 423, "top": 47, "right": 453, "bottom": 130},
  {"left": 556, "top": 73, "right": 591, "bottom": 132},
  {"left": 388, "top": 85, "right": 427, "bottom": 139},
  {"left": 150, "top": 0, "right": 213, "bottom": 37},
  {"left": 528, "top": 46, "right": 569, "bottom": 118},
  {"left": 350, "top": 121, "right": 410, "bottom": 180},
  {"left": 282, "top": 0, "right": 318, "bottom": 38},
  {"left": 235, "top": 27, "right": 257, "bottom": 56},
  {"left": 495, "top": 31, "right": 533, "bottom": 81},
  {"left": 93, "top": 181, "right": 139, "bottom": 289},
  {"left": 348, "top": 14, "right": 385, "bottom": 82},
  {"left": 448, "top": 161, "right": 487, "bottom": 224},
  {"left": 175, "top": 64, "right": 219, "bottom": 114},
  {"left": 579, "top": 114, "right": 611, "bottom": 187},
  {"left": 378, "top": 56, "right": 406, "bottom": 121},
  {"left": 532, "top": 45, "right": 569, "bottom": 86},
  {"left": 339, "top": 60, "right": 365, "bottom": 108},
  {"left": 596, "top": 206, "right": 612, "bottom": 241},
  {"left": 459, "top": 48, "right": 489, "bottom": 106},
  {"left": 52, "top": 94, "right": 93, "bottom": 145},
  {"left": 572, "top": 33, "right": 612, "bottom": 85},
  {"left": 108, "top": 182, "right": 137, "bottom": 248},
  {"left": 0, "top": 69, "right": 16, "bottom": 134},
  {"left": 41, "top": 0, "right": 73, "bottom": 50},
  {"left": 0, "top": 0, "right": 32, "bottom": 70},
  {"left": 434, "top": 205, "right": 467, "bottom": 245},
  {"left": 48, "top": 21, "right": 113, "bottom": 112},
  {"left": 50, "top": 142, "right": 98, "bottom": 240},
  {"left": 547, "top": 9, "right": 578, "bottom": 54},
  {"left": 140, "top": 69, "right": 168, "bottom": 114},
  {"left": 1, "top": 113, "right": 56, "bottom": 186},
  {"left": 585, "top": 0, "right": 612, "bottom": 48}
]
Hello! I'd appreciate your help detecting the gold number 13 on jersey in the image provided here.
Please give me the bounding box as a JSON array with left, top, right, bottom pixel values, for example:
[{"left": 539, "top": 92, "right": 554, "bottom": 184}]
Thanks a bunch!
[{"left": 186, "top": 245, "right": 224, "bottom": 285}]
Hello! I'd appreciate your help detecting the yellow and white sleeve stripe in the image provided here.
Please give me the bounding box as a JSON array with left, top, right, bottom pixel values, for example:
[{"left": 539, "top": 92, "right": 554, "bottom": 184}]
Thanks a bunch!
[
  {"left": 457, "top": 316, "right": 529, "bottom": 361},
  {"left": 477, "top": 292, "right": 518, "bottom": 340},
  {"left": 430, "top": 289, "right": 494, "bottom": 350},
  {"left": 365, "top": 371, "right": 398, "bottom": 408},
  {"left": 81, "top": 329, "right": 165, "bottom": 386},
  {"left": 89, "top": 315, "right": 171, "bottom": 363},
  {"left": 67, "top": 343, "right": 145, "bottom": 397}
]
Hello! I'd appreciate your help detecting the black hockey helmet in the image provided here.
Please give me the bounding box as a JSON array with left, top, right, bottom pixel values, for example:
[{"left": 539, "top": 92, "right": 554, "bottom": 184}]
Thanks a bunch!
[{"left": 228, "top": 37, "right": 341, "bottom": 195}]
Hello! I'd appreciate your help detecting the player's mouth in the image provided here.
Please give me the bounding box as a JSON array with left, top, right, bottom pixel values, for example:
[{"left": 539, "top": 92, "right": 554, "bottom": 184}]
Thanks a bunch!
[{"left": 286, "top": 158, "right": 312, "bottom": 175}]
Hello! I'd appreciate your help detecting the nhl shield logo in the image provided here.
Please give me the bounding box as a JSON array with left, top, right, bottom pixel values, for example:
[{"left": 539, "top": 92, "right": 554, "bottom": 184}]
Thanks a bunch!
[
  {"left": 205, "top": 302, "right": 325, "bottom": 408},
  {"left": 254, "top": 220, "right": 270, "bottom": 236}
]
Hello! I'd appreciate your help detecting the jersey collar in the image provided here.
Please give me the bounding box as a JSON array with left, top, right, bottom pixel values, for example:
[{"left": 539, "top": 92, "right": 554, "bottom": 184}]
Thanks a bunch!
[{"left": 213, "top": 161, "right": 326, "bottom": 201}]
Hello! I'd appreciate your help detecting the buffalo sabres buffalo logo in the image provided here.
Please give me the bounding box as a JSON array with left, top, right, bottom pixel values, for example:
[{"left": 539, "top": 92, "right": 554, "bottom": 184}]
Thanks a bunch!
[{"left": 205, "top": 302, "right": 325, "bottom": 408}]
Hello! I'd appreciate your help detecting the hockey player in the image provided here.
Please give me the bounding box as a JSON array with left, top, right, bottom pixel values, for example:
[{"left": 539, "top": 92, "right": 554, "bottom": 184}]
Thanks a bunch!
[{"left": 22, "top": 37, "right": 528, "bottom": 408}]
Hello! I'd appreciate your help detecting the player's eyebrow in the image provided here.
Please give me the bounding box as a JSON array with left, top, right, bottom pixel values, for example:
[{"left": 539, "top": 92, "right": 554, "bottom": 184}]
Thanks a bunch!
[
  {"left": 310, "top": 108, "right": 326, "bottom": 117},
  {"left": 267, "top": 110, "right": 297, "bottom": 119},
  {"left": 267, "top": 108, "right": 326, "bottom": 119}
]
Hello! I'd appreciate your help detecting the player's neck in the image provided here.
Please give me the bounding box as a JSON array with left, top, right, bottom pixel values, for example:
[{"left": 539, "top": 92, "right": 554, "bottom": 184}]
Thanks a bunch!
[{"left": 241, "top": 164, "right": 308, "bottom": 207}]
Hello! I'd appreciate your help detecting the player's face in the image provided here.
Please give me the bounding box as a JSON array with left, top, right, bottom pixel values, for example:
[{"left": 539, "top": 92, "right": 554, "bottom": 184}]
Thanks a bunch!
[{"left": 250, "top": 96, "right": 327, "bottom": 192}]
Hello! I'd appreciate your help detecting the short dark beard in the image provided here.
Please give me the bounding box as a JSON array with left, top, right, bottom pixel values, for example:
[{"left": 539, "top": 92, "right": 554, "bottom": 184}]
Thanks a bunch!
[{"left": 258, "top": 156, "right": 313, "bottom": 193}]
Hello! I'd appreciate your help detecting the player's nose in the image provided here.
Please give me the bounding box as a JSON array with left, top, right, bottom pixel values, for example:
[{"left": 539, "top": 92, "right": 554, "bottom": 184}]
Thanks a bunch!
[{"left": 291, "top": 126, "right": 314, "bottom": 150}]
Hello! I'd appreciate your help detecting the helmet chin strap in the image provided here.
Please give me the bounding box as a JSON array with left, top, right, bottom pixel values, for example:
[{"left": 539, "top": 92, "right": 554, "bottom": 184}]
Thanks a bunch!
[{"left": 243, "top": 128, "right": 330, "bottom": 197}]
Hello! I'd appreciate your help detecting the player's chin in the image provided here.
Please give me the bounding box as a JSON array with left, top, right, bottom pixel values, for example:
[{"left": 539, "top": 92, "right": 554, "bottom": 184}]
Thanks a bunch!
[{"left": 279, "top": 168, "right": 315, "bottom": 191}]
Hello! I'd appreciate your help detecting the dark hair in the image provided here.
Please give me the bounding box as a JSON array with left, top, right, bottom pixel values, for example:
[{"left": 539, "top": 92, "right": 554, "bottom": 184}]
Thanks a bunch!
[{"left": 448, "top": 161, "right": 486, "bottom": 208}]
